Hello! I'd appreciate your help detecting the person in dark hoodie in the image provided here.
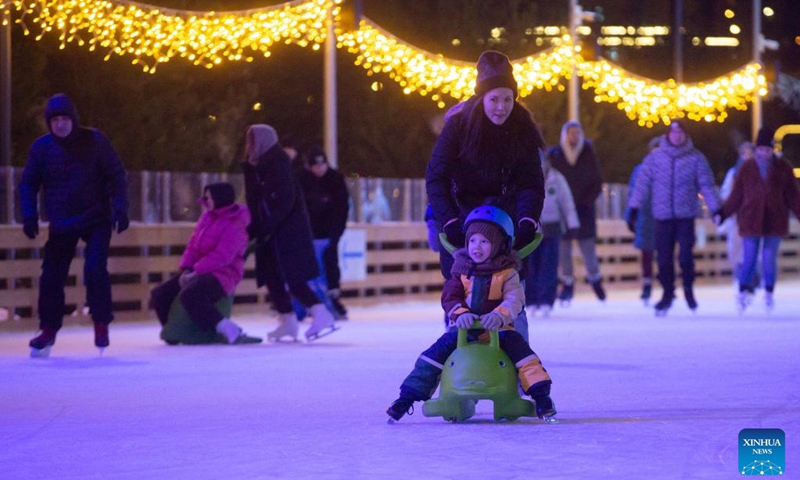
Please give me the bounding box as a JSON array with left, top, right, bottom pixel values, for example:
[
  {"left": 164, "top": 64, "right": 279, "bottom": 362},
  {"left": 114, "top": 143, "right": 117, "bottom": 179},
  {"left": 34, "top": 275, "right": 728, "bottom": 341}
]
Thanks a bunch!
[
  {"left": 18, "top": 93, "right": 129, "bottom": 357},
  {"left": 242, "top": 125, "right": 338, "bottom": 342},
  {"left": 299, "top": 146, "right": 351, "bottom": 319}
]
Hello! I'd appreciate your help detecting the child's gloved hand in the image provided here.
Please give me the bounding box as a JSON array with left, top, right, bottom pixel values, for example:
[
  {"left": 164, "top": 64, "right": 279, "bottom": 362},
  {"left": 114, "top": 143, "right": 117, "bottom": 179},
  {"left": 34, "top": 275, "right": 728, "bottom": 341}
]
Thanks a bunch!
[
  {"left": 480, "top": 312, "right": 505, "bottom": 330},
  {"left": 455, "top": 312, "right": 479, "bottom": 329}
]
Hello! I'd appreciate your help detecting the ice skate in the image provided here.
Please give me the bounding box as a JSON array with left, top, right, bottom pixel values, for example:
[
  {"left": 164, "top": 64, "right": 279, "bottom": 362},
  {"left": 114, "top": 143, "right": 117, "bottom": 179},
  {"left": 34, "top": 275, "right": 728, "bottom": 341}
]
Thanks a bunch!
[
  {"left": 736, "top": 290, "right": 753, "bottom": 314},
  {"left": 267, "top": 312, "right": 300, "bottom": 342},
  {"left": 683, "top": 286, "right": 697, "bottom": 312},
  {"left": 557, "top": 280, "right": 574, "bottom": 307},
  {"left": 538, "top": 304, "right": 552, "bottom": 318},
  {"left": 589, "top": 278, "right": 606, "bottom": 302},
  {"left": 640, "top": 280, "right": 652, "bottom": 306},
  {"left": 533, "top": 395, "right": 558, "bottom": 424},
  {"left": 328, "top": 289, "right": 349, "bottom": 320},
  {"left": 29, "top": 327, "right": 57, "bottom": 358},
  {"left": 305, "top": 304, "right": 339, "bottom": 341},
  {"left": 216, "top": 318, "right": 260, "bottom": 344},
  {"left": 764, "top": 291, "right": 774, "bottom": 312},
  {"left": 94, "top": 322, "right": 109, "bottom": 355},
  {"left": 386, "top": 397, "right": 415, "bottom": 423},
  {"left": 654, "top": 291, "right": 674, "bottom": 316}
]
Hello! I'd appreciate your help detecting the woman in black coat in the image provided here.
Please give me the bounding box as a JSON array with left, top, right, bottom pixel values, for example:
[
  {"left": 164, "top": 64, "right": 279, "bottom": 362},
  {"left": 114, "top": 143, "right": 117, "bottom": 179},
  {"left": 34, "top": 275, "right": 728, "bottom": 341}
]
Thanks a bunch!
[
  {"left": 426, "top": 51, "right": 546, "bottom": 341},
  {"left": 242, "top": 124, "right": 338, "bottom": 342}
]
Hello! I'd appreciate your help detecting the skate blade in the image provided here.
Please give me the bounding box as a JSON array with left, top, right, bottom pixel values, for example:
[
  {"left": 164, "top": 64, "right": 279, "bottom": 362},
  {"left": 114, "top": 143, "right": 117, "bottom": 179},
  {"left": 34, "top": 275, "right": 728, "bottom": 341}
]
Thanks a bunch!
[
  {"left": 97, "top": 347, "right": 106, "bottom": 357},
  {"left": 543, "top": 415, "right": 559, "bottom": 424},
  {"left": 558, "top": 300, "right": 571, "bottom": 308},
  {"left": 655, "top": 309, "right": 668, "bottom": 317},
  {"left": 30, "top": 346, "right": 52, "bottom": 358},
  {"left": 305, "top": 325, "right": 341, "bottom": 342},
  {"left": 267, "top": 335, "right": 300, "bottom": 343}
]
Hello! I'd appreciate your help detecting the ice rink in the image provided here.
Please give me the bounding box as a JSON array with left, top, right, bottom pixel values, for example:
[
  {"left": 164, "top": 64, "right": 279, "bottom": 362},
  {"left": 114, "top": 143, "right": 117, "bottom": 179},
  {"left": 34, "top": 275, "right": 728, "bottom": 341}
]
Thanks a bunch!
[{"left": 1, "top": 281, "right": 798, "bottom": 480}]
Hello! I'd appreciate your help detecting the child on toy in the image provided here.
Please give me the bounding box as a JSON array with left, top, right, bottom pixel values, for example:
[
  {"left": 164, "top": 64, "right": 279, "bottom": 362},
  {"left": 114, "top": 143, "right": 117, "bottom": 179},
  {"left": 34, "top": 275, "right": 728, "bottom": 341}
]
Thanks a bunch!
[{"left": 386, "top": 206, "right": 556, "bottom": 422}]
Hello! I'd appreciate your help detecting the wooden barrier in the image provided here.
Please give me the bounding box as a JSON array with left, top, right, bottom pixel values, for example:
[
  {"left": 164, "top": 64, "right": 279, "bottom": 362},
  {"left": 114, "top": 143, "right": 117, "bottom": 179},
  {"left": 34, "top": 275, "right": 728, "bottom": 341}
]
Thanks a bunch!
[{"left": 1, "top": 219, "right": 798, "bottom": 325}]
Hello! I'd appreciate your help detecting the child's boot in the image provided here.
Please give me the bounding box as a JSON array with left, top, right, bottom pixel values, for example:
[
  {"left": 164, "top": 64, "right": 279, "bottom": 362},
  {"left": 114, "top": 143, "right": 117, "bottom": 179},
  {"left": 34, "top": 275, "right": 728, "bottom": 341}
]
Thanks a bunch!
[{"left": 386, "top": 397, "right": 415, "bottom": 423}]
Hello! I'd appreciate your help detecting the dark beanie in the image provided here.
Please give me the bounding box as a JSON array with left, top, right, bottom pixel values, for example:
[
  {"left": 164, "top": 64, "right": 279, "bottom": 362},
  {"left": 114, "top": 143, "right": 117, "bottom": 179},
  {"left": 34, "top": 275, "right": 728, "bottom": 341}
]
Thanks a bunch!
[
  {"left": 45, "top": 93, "right": 80, "bottom": 126},
  {"left": 205, "top": 183, "right": 236, "bottom": 209},
  {"left": 755, "top": 127, "right": 774, "bottom": 147},
  {"left": 466, "top": 220, "right": 507, "bottom": 259},
  {"left": 475, "top": 51, "right": 518, "bottom": 99},
  {"left": 306, "top": 146, "right": 328, "bottom": 167}
]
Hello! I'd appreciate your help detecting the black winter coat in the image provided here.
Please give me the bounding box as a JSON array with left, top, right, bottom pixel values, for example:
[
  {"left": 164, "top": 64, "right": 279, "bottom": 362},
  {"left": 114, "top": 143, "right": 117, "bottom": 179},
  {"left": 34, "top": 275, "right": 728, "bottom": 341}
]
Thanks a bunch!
[
  {"left": 242, "top": 145, "right": 318, "bottom": 287},
  {"left": 19, "top": 127, "right": 128, "bottom": 234},
  {"left": 299, "top": 168, "right": 350, "bottom": 239},
  {"left": 426, "top": 103, "right": 545, "bottom": 228},
  {"left": 547, "top": 140, "right": 603, "bottom": 239}
]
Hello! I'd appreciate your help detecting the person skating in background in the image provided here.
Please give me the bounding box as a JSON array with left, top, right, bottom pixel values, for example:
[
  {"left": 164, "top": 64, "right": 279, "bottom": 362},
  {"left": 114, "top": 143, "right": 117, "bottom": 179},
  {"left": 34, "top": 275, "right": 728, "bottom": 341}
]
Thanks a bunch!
[
  {"left": 628, "top": 120, "right": 721, "bottom": 315},
  {"left": 426, "top": 50, "right": 546, "bottom": 342},
  {"left": 714, "top": 128, "right": 800, "bottom": 313},
  {"left": 525, "top": 153, "right": 579, "bottom": 317},
  {"left": 242, "top": 125, "right": 338, "bottom": 342},
  {"left": 150, "top": 183, "right": 260, "bottom": 344},
  {"left": 18, "top": 93, "right": 129, "bottom": 357},
  {"left": 625, "top": 136, "right": 660, "bottom": 305},
  {"left": 299, "top": 146, "right": 351, "bottom": 319},
  {"left": 547, "top": 121, "right": 606, "bottom": 304},
  {"left": 718, "top": 141, "right": 755, "bottom": 290},
  {"left": 386, "top": 206, "right": 556, "bottom": 422}
]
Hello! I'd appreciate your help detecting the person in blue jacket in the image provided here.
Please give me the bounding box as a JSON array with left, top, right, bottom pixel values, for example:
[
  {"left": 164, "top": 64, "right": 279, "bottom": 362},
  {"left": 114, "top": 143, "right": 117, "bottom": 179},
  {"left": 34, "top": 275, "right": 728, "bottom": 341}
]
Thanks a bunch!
[{"left": 19, "top": 93, "right": 129, "bottom": 357}]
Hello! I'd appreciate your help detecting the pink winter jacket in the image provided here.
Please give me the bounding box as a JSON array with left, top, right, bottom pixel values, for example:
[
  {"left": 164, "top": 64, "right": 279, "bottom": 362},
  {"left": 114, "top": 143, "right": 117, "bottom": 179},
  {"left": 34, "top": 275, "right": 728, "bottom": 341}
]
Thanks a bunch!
[{"left": 178, "top": 203, "right": 251, "bottom": 295}]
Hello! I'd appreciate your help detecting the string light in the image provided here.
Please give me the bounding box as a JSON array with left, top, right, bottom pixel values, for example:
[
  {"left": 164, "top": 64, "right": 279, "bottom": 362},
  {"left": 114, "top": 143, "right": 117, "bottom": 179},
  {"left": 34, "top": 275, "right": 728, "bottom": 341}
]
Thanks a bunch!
[
  {"left": 577, "top": 57, "right": 766, "bottom": 127},
  {"left": 0, "top": 0, "right": 768, "bottom": 125},
  {"left": 1, "top": 0, "right": 338, "bottom": 73}
]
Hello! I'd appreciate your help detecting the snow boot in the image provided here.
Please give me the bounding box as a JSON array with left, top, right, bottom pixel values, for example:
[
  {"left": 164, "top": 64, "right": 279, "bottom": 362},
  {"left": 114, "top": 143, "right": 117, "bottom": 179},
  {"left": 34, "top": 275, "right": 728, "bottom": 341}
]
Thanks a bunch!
[
  {"left": 267, "top": 312, "right": 300, "bottom": 342},
  {"left": 640, "top": 279, "right": 652, "bottom": 305},
  {"left": 533, "top": 395, "right": 558, "bottom": 423},
  {"left": 30, "top": 327, "right": 58, "bottom": 358},
  {"left": 683, "top": 285, "right": 697, "bottom": 311},
  {"left": 386, "top": 397, "right": 415, "bottom": 423},
  {"left": 305, "top": 304, "right": 339, "bottom": 341},
  {"left": 94, "top": 322, "right": 110, "bottom": 355},
  {"left": 589, "top": 277, "right": 606, "bottom": 301},
  {"left": 557, "top": 279, "right": 574, "bottom": 306},
  {"left": 655, "top": 290, "right": 674, "bottom": 316}
]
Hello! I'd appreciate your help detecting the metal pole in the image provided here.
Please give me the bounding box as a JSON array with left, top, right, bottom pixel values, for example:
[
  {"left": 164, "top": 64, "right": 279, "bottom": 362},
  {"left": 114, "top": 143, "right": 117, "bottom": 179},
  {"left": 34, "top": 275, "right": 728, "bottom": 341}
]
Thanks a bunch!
[
  {"left": 568, "top": 0, "right": 579, "bottom": 121},
  {"left": 324, "top": 4, "right": 338, "bottom": 168},
  {"left": 752, "top": 0, "right": 762, "bottom": 141},
  {"left": 673, "top": 0, "right": 684, "bottom": 82},
  {"left": 1, "top": 8, "right": 12, "bottom": 167}
]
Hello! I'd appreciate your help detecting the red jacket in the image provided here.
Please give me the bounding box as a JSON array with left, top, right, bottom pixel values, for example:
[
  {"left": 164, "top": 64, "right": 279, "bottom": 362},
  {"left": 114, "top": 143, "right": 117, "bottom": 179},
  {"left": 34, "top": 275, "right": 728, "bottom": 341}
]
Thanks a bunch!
[
  {"left": 179, "top": 203, "right": 251, "bottom": 295},
  {"left": 720, "top": 158, "right": 800, "bottom": 237}
]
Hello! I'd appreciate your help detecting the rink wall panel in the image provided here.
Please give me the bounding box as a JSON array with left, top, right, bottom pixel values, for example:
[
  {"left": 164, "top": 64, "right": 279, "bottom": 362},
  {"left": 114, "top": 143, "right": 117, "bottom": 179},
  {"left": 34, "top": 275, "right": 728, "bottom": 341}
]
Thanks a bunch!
[{"left": 1, "top": 219, "right": 799, "bottom": 325}]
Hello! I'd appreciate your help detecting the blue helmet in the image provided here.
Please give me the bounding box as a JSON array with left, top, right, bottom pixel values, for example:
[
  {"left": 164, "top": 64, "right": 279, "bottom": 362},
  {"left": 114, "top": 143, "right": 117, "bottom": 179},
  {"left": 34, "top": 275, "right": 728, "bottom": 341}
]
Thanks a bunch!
[{"left": 464, "top": 205, "right": 515, "bottom": 248}]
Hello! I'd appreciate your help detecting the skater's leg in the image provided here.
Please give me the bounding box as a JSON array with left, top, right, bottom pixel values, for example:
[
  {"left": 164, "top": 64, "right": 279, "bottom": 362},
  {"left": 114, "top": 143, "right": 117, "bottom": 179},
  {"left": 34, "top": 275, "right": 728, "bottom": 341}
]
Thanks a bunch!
[
  {"left": 150, "top": 275, "right": 182, "bottom": 325},
  {"left": 82, "top": 224, "right": 114, "bottom": 326},
  {"left": 538, "top": 236, "right": 560, "bottom": 308},
  {"left": 676, "top": 218, "right": 696, "bottom": 305},
  {"left": 558, "top": 237, "right": 574, "bottom": 283},
  {"left": 179, "top": 273, "right": 227, "bottom": 331},
  {"left": 760, "top": 236, "right": 780, "bottom": 291},
  {"left": 739, "top": 237, "right": 760, "bottom": 293},
  {"left": 38, "top": 232, "right": 80, "bottom": 331}
]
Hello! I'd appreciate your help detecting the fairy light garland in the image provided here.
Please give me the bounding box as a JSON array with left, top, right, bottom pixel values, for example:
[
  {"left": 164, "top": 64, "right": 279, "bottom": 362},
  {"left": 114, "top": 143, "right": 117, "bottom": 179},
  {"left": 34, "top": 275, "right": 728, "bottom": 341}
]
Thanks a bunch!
[
  {"left": 336, "top": 19, "right": 575, "bottom": 109},
  {"left": 0, "top": 0, "right": 338, "bottom": 72},
  {"left": 577, "top": 57, "right": 766, "bottom": 127},
  {"left": 0, "top": 0, "right": 768, "bottom": 125}
]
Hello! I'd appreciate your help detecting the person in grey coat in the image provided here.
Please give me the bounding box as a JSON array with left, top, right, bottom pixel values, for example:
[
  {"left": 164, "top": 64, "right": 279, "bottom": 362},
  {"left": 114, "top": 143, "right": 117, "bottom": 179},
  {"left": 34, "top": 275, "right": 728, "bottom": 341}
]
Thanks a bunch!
[{"left": 627, "top": 120, "right": 721, "bottom": 315}]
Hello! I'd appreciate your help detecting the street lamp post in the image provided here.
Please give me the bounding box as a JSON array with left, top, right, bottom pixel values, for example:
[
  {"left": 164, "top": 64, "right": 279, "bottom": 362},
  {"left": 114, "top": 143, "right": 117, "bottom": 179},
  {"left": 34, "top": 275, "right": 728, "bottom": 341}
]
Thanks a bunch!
[{"left": 1, "top": 9, "right": 11, "bottom": 167}]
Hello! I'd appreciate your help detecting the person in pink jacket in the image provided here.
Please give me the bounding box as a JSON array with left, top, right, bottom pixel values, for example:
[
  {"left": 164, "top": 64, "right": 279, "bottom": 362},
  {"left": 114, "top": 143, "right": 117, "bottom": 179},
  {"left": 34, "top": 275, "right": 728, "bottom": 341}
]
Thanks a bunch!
[{"left": 150, "top": 183, "right": 257, "bottom": 343}]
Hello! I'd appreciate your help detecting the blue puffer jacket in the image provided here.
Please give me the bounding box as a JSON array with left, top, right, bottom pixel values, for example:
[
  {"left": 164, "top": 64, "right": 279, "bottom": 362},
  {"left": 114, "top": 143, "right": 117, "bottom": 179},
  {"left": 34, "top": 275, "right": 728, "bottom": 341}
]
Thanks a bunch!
[
  {"left": 18, "top": 94, "right": 128, "bottom": 234},
  {"left": 628, "top": 136, "right": 720, "bottom": 221}
]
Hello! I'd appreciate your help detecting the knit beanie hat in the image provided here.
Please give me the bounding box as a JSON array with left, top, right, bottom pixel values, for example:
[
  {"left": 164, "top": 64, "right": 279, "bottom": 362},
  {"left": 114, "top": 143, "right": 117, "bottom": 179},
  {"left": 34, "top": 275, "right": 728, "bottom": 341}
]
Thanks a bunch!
[
  {"left": 755, "top": 127, "right": 774, "bottom": 147},
  {"left": 475, "top": 51, "right": 518, "bottom": 98},
  {"left": 306, "top": 145, "right": 328, "bottom": 167},
  {"left": 204, "top": 183, "right": 236, "bottom": 209},
  {"left": 466, "top": 220, "right": 507, "bottom": 259}
]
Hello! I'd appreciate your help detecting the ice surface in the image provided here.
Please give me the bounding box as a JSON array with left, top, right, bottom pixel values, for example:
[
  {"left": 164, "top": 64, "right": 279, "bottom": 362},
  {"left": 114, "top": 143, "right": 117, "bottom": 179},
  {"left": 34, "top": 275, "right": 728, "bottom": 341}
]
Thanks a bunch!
[{"left": 1, "top": 281, "right": 798, "bottom": 480}]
